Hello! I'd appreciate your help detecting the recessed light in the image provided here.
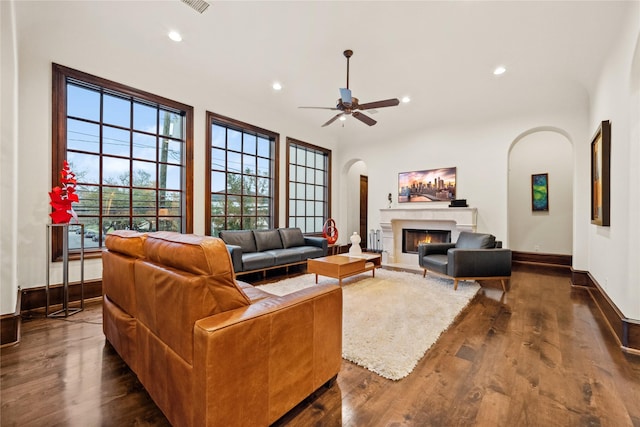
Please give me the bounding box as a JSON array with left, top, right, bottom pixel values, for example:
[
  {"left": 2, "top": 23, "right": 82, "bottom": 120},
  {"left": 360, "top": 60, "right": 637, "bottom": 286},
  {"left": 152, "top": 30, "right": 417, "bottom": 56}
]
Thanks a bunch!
[
  {"left": 493, "top": 66, "right": 506, "bottom": 75},
  {"left": 168, "top": 31, "right": 182, "bottom": 42},
  {"left": 272, "top": 82, "right": 282, "bottom": 91},
  {"left": 401, "top": 96, "right": 411, "bottom": 103},
  {"left": 339, "top": 116, "right": 346, "bottom": 121}
]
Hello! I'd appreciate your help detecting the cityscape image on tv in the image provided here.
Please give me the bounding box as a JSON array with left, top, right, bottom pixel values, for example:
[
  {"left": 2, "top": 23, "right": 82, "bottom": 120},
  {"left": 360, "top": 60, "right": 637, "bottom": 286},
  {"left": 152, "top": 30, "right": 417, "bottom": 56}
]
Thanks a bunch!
[{"left": 398, "top": 167, "right": 456, "bottom": 203}]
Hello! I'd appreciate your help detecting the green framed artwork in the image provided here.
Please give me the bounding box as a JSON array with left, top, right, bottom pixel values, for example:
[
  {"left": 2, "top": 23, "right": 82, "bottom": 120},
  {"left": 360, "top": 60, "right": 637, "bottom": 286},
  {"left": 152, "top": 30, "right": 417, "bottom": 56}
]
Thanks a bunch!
[{"left": 531, "top": 173, "right": 549, "bottom": 212}]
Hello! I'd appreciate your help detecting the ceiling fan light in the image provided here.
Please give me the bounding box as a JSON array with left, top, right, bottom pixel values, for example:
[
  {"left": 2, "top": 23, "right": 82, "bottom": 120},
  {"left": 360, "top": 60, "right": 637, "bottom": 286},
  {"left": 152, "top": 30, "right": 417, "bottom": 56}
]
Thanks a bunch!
[
  {"left": 272, "top": 82, "right": 282, "bottom": 91},
  {"left": 402, "top": 96, "right": 411, "bottom": 103},
  {"left": 339, "top": 116, "right": 346, "bottom": 121},
  {"left": 493, "top": 66, "right": 506, "bottom": 75}
]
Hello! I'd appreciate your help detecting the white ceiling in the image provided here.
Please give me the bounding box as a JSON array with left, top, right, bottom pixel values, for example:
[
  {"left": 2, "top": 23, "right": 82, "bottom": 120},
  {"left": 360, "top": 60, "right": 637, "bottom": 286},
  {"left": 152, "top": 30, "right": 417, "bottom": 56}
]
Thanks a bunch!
[{"left": 16, "top": 0, "right": 635, "bottom": 145}]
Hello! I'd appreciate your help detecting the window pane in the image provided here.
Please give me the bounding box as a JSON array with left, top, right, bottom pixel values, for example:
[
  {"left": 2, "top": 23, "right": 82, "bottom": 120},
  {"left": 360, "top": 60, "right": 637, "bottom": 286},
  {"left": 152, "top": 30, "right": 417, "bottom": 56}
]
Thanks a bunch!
[
  {"left": 306, "top": 150, "right": 315, "bottom": 167},
  {"left": 158, "top": 217, "right": 180, "bottom": 232},
  {"left": 228, "top": 129, "right": 241, "bottom": 152},
  {"left": 227, "top": 173, "right": 242, "bottom": 194},
  {"left": 159, "top": 110, "right": 182, "bottom": 139},
  {"left": 306, "top": 168, "right": 315, "bottom": 184},
  {"left": 103, "top": 156, "right": 129, "bottom": 185},
  {"left": 103, "top": 94, "right": 130, "bottom": 128},
  {"left": 211, "top": 194, "right": 225, "bottom": 216},
  {"left": 297, "top": 183, "right": 305, "bottom": 198},
  {"left": 132, "top": 160, "right": 156, "bottom": 188},
  {"left": 296, "top": 148, "right": 305, "bottom": 164},
  {"left": 161, "top": 165, "right": 181, "bottom": 190},
  {"left": 159, "top": 191, "right": 181, "bottom": 215},
  {"left": 211, "top": 217, "right": 225, "bottom": 235},
  {"left": 133, "top": 102, "right": 157, "bottom": 133},
  {"left": 103, "top": 126, "right": 130, "bottom": 156},
  {"left": 258, "top": 197, "right": 270, "bottom": 216},
  {"left": 243, "top": 197, "right": 256, "bottom": 215},
  {"left": 315, "top": 217, "right": 323, "bottom": 232},
  {"left": 67, "top": 84, "right": 100, "bottom": 121},
  {"left": 258, "top": 137, "right": 271, "bottom": 157},
  {"left": 306, "top": 201, "right": 314, "bottom": 215},
  {"left": 211, "top": 171, "right": 226, "bottom": 193},
  {"left": 74, "top": 185, "right": 99, "bottom": 215},
  {"left": 243, "top": 133, "right": 256, "bottom": 154},
  {"left": 243, "top": 154, "right": 256, "bottom": 175},
  {"left": 68, "top": 152, "right": 99, "bottom": 184},
  {"left": 132, "top": 217, "right": 156, "bottom": 232},
  {"left": 316, "top": 169, "right": 324, "bottom": 184},
  {"left": 257, "top": 216, "right": 270, "bottom": 229},
  {"left": 257, "top": 177, "right": 270, "bottom": 196},
  {"left": 227, "top": 195, "right": 241, "bottom": 215},
  {"left": 306, "top": 184, "right": 314, "bottom": 199},
  {"left": 212, "top": 125, "right": 226, "bottom": 149},
  {"left": 289, "top": 182, "right": 296, "bottom": 198},
  {"left": 211, "top": 148, "right": 225, "bottom": 170},
  {"left": 132, "top": 189, "right": 156, "bottom": 215},
  {"left": 102, "top": 187, "right": 129, "bottom": 215},
  {"left": 228, "top": 151, "right": 241, "bottom": 173},
  {"left": 306, "top": 217, "right": 315, "bottom": 233},
  {"left": 244, "top": 217, "right": 257, "bottom": 229},
  {"left": 67, "top": 119, "right": 99, "bottom": 152},
  {"left": 133, "top": 132, "right": 156, "bottom": 161},
  {"left": 226, "top": 217, "right": 241, "bottom": 230},
  {"left": 315, "top": 153, "right": 325, "bottom": 169},
  {"left": 258, "top": 157, "right": 270, "bottom": 176},
  {"left": 296, "top": 166, "right": 305, "bottom": 181},
  {"left": 243, "top": 176, "right": 255, "bottom": 195},
  {"left": 296, "top": 200, "right": 305, "bottom": 215},
  {"left": 316, "top": 185, "right": 324, "bottom": 201},
  {"left": 161, "top": 139, "right": 182, "bottom": 165}
]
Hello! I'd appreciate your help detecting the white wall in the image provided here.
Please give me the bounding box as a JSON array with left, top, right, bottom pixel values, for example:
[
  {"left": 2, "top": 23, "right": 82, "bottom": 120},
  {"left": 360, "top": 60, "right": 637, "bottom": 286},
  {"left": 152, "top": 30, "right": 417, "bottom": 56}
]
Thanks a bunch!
[
  {"left": 1, "top": 1, "right": 19, "bottom": 314},
  {"left": 345, "top": 160, "right": 367, "bottom": 239},
  {"left": 588, "top": 3, "right": 640, "bottom": 319},
  {"left": 508, "top": 130, "right": 573, "bottom": 254}
]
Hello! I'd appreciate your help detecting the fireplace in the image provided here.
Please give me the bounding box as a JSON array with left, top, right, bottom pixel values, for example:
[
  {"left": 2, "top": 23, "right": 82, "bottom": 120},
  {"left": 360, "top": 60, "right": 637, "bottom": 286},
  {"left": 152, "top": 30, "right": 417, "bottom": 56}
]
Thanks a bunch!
[
  {"left": 402, "top": 229, "right": 451, "bottom": 254},
  {"left": 379, "top": 207, "right": 477, "bottom": 266}
]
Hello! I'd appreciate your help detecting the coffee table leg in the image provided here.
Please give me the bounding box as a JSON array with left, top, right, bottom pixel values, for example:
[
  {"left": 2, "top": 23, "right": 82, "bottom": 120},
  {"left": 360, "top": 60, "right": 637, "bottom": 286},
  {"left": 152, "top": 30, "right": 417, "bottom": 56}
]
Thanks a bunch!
[{"left": 315, "top": 274, "right": 318, "bottom": 284}]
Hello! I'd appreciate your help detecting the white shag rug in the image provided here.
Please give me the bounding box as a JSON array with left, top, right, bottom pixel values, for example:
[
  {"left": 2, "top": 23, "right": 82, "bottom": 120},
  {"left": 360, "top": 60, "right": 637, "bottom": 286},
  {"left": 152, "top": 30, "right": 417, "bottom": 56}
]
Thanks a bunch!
[{"left": 256, "top": 268, "right": 480, "bottom": 380}]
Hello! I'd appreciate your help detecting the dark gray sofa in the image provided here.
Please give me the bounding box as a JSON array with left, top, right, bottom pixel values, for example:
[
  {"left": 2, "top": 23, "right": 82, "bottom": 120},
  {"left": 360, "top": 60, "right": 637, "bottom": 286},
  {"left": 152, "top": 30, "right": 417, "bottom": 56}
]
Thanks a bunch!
[
  {"left": 219, "top": 227, "right": 327, "bottom": 276},
  {"left": 418, "top": 231, "right": 512, "bottom": 291}
]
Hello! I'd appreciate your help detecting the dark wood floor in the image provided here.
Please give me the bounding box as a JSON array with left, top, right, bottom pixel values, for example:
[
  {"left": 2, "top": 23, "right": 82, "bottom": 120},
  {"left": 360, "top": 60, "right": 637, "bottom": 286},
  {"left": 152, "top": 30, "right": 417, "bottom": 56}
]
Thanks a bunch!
[{"left": 2, "top": 264, "right": 639, "bottom": 426}]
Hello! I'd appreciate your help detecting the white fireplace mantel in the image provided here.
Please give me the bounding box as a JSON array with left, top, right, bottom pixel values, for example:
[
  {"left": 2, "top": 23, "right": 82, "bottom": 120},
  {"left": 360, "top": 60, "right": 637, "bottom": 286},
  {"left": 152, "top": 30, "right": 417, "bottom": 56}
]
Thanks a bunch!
[{"left": 379, "top": 207, "right": 477, "bottom": 266}]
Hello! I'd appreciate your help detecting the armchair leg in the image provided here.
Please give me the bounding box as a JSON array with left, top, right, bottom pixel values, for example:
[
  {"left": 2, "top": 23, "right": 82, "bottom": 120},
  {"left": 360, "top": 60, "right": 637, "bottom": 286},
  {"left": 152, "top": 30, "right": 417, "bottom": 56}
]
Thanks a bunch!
[
  {"left": 453, "top": 279, "right": 459, "bottom": 291},
  {"left": 422, "top": 269, "right": 427, "bottom": 278},
  {"left": 500, "top": 279, "right": 507, "bottom": 292}
]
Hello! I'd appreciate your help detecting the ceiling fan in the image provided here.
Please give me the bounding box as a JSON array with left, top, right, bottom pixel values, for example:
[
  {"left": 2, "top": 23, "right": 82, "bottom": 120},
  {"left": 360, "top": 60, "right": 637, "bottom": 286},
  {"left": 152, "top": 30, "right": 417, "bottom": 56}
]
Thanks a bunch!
[{"left": 299, "top": 49, "right": 400, "bottom": 127}]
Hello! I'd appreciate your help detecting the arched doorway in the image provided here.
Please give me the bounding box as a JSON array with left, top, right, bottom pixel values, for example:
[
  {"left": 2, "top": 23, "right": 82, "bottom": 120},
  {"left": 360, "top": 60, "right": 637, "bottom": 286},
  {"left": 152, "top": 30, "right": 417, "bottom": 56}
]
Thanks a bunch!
[{"left": 508, "top": 128, "right": 573, "bottom": 255}]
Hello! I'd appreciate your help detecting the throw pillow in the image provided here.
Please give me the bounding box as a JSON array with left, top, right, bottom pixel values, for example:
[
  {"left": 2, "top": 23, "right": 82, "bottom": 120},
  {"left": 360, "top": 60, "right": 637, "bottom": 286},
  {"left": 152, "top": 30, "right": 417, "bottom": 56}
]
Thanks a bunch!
[
  {"left": 279, "top": 227, "right": 306, "bottom": 249},
  {"left": 253, "top": 229, "right": 283, "bottom": 252}
]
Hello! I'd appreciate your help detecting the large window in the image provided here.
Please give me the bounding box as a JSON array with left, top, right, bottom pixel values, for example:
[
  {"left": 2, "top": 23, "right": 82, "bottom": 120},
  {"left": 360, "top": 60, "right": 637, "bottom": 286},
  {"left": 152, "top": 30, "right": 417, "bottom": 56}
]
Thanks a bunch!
[
  {"left": 52, "top": 64, "right": 193, "bottom": 260},
  {"left": 206, "top": 112, "right": 278, "bottom": 235},
  {"left": 286, "top": 138, "right": 331, "bottom": 233}
]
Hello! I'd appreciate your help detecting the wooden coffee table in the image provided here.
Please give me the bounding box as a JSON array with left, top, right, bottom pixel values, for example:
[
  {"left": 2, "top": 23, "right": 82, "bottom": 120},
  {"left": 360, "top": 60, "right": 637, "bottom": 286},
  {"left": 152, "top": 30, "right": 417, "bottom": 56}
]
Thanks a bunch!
[{"left": 307, "top": 253, "right": 382, "bottom": 285}]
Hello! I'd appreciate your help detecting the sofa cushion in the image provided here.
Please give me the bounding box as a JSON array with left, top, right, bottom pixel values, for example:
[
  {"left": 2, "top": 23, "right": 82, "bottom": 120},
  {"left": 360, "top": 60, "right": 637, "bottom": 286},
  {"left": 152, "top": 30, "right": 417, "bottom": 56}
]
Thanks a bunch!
[
  {"left": 265, "top": 249, "right": 302, "bottom": 265},
  {"left": 291, "top": 246, "right": 324, "bottom": 259},
  {"left": 143, "top": 232, "right": 250, "bottom": 313},
  {"left": 105, "top": 230, "right": 147, "bottom": 258},
  {"left": 455, "top": 232, "right": 496, "bottom": 249},
  {"left": 242, "top": 252, "right": 276, "bottom": 271},
  {"left": 219, "top": 230, "right": 257, "bottom": 253},
  {"left": 254, "top": 229, "right": 283, "bottom": 252},
  {"left": 279, "top": 227, "right": 306, "bottom": 248}
]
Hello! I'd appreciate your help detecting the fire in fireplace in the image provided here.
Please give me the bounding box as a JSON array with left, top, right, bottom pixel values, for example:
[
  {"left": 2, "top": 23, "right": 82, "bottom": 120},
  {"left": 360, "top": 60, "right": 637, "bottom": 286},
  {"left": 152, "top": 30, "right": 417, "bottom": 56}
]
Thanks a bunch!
[{"left": 402, "top": 228, "right": 451, "bottom": 254}]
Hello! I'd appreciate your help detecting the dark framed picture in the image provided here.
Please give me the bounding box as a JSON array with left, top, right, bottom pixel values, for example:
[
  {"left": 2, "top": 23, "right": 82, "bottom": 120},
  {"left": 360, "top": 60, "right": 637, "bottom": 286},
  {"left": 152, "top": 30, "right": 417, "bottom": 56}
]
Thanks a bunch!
[
  {"left": 591, "top": 120, "right": 611, "bottom": 226},
  {"left": 531, "top": 173, "right": 549, "bottom": 212},
  {"left": 398, "top": 167, "right": 456, "bottom": 203}
]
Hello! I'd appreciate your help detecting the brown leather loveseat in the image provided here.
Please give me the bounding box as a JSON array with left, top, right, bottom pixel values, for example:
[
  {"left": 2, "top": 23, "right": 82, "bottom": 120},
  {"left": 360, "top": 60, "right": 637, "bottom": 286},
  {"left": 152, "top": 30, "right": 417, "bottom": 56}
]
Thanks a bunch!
[{"left": 102, "top": 230, "right": 342, "bottom": 426}]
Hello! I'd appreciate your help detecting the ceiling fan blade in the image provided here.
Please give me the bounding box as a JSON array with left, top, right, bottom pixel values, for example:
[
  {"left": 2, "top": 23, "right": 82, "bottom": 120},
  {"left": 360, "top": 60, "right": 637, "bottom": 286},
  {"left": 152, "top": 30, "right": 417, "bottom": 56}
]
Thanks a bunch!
[
  {"left": 322, "top": 113, "right": 344, "bottom": 127},
  {"left": 299, "top": 106, "right": 340, "bottom": 110},
  {"left": 352, "top": 111, "right": 377, "bottom": 126},
  {"left": 358, "top": 98, "right": 400, "bottom": 110},
  {"left": 339, "top": 88, "right": 352, "bottom": 106}
]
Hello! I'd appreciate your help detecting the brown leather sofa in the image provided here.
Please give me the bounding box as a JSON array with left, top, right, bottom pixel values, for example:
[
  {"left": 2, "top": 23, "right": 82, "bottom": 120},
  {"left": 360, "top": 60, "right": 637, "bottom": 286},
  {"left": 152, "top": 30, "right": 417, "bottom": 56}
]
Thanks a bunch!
[{"left": 102, "top": 230, "right": 342, "bottom": 426}]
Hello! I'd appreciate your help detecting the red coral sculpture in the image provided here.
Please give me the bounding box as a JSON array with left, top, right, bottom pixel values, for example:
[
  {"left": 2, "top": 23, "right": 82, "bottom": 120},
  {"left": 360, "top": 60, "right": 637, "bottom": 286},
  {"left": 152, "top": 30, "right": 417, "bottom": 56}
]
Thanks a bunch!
[{"left": 49, "top": 160, "right": 79, "bottom": 224}]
